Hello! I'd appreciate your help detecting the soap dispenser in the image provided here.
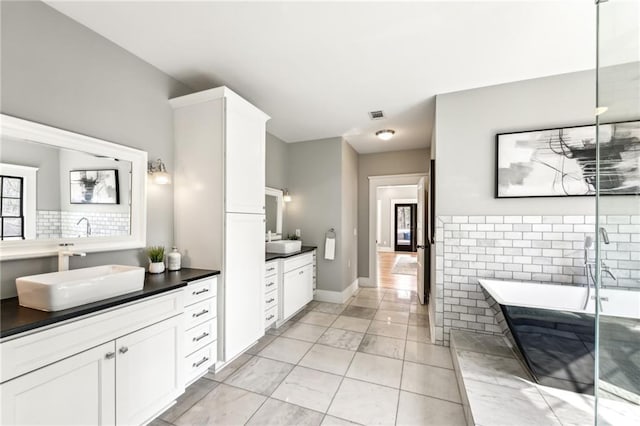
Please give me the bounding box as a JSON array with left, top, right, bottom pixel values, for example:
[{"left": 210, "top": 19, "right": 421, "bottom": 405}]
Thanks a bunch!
[{"left": 167, "top": 247, "right": 182, "bottom": 271}]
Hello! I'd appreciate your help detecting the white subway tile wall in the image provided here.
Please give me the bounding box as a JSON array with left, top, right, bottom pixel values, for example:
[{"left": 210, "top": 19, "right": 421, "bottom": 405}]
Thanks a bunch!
[
  {"left": 434, "top": 215, "right": 640, "bottom": 346},
  {"left": 36, "top": 210, "right": 130, "bottom": 239}
]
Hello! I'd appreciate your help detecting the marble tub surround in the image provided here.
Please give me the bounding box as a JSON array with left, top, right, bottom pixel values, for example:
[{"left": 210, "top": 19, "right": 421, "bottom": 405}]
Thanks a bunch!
[
  {"left": 155, "top": 286, "right": 466, "bottom": 426},
  {"left": 450, "top": 330, "right": 640, "bottom": 426}
]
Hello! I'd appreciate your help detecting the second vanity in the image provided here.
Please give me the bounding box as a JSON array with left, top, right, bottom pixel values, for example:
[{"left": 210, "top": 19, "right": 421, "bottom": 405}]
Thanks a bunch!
[
  {"left": 265, "top": 246, "right": 317, "bottom": 328},
  {"left": 0, "top": 269, "right": 219, "bottom": 426}
]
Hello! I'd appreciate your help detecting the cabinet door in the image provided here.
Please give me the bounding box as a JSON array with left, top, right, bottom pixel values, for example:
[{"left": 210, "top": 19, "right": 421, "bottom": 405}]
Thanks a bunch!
[
  {"left": 225, "top": 213, "right": 265, "bottom": 360},
  {"left": 115, "top": 315, "right": 184, "bottom": 426},
  {"left": 225, "top": 98, "right": 266, "bottom": 214},
  {"left": 1, "top": 342, "right": 116, "bottom": 426},
  {"left": 283, "top": 264, "right": 314, "bottom": 319}
]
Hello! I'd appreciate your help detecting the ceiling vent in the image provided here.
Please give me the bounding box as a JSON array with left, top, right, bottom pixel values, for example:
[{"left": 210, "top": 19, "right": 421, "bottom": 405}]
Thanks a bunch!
[{"left": 368, "top": 110, "right": 385, "bottom": 120}]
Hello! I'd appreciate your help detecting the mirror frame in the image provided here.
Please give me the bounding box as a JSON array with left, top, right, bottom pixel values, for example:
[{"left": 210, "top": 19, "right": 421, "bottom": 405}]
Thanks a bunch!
[
  {"left": 0, "top": 114, "right": 147, "bottom": 260},
  {"left": 265, "top": 187, "right": 283, "bottom": 240}
]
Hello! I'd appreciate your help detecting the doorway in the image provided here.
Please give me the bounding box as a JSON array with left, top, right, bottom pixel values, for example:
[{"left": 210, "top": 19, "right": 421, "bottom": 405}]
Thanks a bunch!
[{"left": 394, "top": 203, "right": 417, "bottom": 252}]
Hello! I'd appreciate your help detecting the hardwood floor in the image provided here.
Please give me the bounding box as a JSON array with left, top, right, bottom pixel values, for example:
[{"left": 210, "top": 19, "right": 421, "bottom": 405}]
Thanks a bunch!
[{"left": 377, "top": 251, "right": 417, "bottom": 291}]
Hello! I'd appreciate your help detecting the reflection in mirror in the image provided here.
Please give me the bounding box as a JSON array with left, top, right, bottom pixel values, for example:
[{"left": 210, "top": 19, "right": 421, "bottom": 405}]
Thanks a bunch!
[
  {"left": 0, "top": 136, "right": 132, "bottom": 240},
  {"left": 0, "top": 114, "right": 146, "bottom": 260},
  {"left": 265, "top": 187, "right": 283, "bottom": 240},
  {"left": 265, "top": 195, "right": 277, "bottom": 234}
]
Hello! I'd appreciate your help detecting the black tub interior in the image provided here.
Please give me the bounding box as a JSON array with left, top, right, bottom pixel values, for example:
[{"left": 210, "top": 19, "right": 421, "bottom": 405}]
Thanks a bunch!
[{"left": 502, "top": 305, "right": 640, "bottom": 397}]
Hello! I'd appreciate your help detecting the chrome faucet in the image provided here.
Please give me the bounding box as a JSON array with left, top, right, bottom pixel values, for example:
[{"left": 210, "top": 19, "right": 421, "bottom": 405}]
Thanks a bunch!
[
  {"left": 58, "top": 243, "right": 86, "bottom": 271},
  {"left": 601, "top": 262, "right": 617, "bottom": 281},
  {"left": 582, "top": 228, "right": 616, "bottom": 310},
  {"left": 77, "top": 217, "right": 92, "bottom": 237}
]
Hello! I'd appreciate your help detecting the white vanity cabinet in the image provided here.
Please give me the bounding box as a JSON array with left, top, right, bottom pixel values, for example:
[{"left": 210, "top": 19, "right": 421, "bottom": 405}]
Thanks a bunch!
[
  {"left": 282, "top": 253, "right": 314, "bottom": 320},
  {"left": 264, "top": 260, "right": 279, "bottom": 329},
  {"left": 1, "top": 341, "right": 116, "bottom": 425},
  {"left": 182, "top": 276, "right": 218, "bottom": 385},
  {"left": 171, "top": 86, "right": 269, "bottom": 366},
  {"left": 0, "top": 290, "right": 185, "bottom": 426},
  {"left": 266, "top": 250, "right": 316, "bottom": 327}
]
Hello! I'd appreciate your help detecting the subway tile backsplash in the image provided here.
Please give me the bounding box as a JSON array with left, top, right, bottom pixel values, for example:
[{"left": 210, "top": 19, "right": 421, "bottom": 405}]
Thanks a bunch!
[
  {"left": 36, "top": 210, "right": 130, "bottom": 239},
  {"left": 433, "top": 215, "right": 640, "bottom": 346}
]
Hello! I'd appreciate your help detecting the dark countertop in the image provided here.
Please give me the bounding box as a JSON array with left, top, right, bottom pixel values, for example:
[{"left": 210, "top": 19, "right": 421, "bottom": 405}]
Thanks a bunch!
[
  {"left": 0, "top": 268, "right": 220, "bottom": 339},
  {"left": 265, "top": 245, "right": 317, "bottom": 261}
]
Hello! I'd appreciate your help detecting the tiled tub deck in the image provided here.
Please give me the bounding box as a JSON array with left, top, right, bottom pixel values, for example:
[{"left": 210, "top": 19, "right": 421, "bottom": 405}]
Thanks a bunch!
[{"left": 450, "top": 330, "right": 640, "bottom": 426}]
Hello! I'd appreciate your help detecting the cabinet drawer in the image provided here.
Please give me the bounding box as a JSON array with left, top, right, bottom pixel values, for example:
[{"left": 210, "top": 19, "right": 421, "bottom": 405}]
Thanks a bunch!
[
  {"left": 264, "top": 290, "right": 278, "bottom": 312},
  {"left": 265, "top": 261, "right": 279, "bottom": 277},
  {"left": 184, "top": 320, "right": 217, "bottom": 356},
  {"left": 184, "top": 277, "right": 217, "bottom": 307},
  {"left": 185, "top": 343, "right": 215, "bottom": 385},
  {"left": 265, "top": 307, "right": 277, "bottom": 328},
  {"left": 264, "top": 275, "right": 278, "bottom": 292},
  {"left": 283, "top": 253, "right": 313, "bottom": 273},
  {"left": 184, "top": 298, "right": 216, "bottom": 330}
]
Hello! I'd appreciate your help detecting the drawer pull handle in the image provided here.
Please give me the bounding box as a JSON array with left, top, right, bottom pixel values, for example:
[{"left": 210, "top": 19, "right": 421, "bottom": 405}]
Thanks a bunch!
[
  {"left": 193, "top": 309, "right": 209, "bottom": 318},
  {"left": 266, "top": 298, "right": 275, "bottom": 303},
  {"left": 267, "top": 267, "right": 276, "bottom": 272},
  {"left": 192, "top": 288, "right": 209, "bottom": 296},
  {"left": 299, "top": 270, "right": 304, "bottom": 275},
  {"left": 119, "top": 346, "right": 128, "bottom": 354},
  {"left": 266, "top": 314, "right": 275, "bottom": 321},
  {"left": 193, "top": 357, "right": 209, "bottom": 368},
  {"left": 105, "top": 352, "right": 115, "bottom": 360},
  {"left": 266, "top": 281, "right": 275, "bottom": 287},
  {"left": 193, "top": 332, "right": 210, "bottom": 342}
]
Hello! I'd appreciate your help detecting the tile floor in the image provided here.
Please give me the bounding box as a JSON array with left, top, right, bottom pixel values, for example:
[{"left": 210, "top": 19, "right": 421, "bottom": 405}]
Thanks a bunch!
[{"left": 153, "top": 287, "right": 466, "bottom": 426}]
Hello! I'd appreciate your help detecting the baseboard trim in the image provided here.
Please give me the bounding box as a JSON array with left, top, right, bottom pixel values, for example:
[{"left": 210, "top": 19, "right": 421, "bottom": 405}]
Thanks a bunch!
[
  {"left": 358, "top": 277, "right": 375, "bottom": 288},
  {"left": 315, "top": 278, "right": 359, "bottom": 304},
  {"left": 377, "top": 247, "right": 393, "bottom": 253}
]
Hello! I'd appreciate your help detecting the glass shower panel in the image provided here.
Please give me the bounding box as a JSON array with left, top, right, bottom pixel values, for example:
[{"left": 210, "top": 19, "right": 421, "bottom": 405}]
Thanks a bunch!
[{"left": 596, "top": 0, "right": 640, "bottom": 423}]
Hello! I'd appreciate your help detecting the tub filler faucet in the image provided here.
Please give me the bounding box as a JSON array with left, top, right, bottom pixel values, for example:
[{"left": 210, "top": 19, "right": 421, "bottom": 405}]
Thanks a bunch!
[{"left": 582, "top": 229, "right": 615, "bottom": 311}]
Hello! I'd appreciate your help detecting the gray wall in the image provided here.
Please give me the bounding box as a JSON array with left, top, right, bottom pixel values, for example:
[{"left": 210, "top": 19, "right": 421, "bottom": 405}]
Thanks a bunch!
[
  {"left": 266, "top": 133, "right": 288, "bottom": 190},
  {"left": 357, "top": 149, "right": 430, "bottom": 277},
  {"left": 286, "top": 138, "right": 344, "bottom": 292},
  {"left": 341, "top": 140, "right": 358, "bottom": 291},
  {"left": 0, "top": 1, "right": 191, "bottom": 297},
  {"left": 434, "top": 68, "right": 637, "bottom": 216}
]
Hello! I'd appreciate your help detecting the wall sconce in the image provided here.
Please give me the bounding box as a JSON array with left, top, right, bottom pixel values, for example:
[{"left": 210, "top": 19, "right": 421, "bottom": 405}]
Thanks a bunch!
[
  {"left": 283, "top": 188, "right": 292, "bottom": 203},
  {"left": 148, "top": 158, "right": 171, "bottom": 185}
]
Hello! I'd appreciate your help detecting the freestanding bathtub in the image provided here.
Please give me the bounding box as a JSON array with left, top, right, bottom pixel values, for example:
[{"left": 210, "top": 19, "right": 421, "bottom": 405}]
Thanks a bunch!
[{"left": 478, "top": 279, "right": 640, "bottom": 399}]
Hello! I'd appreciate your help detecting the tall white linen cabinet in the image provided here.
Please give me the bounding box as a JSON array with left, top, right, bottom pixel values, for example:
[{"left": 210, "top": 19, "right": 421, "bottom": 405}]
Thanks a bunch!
[{"left": 170, "top": 87, "right": 269, "bottom": 366}]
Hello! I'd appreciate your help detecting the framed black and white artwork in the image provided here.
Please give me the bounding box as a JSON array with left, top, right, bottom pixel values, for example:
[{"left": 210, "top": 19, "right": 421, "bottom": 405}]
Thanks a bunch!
[
  {"left": 70, "top": 169, "right": 120, "bottom": 204},
  {"left": 496, "top": 120, "right": 640, "bottom": 198}
]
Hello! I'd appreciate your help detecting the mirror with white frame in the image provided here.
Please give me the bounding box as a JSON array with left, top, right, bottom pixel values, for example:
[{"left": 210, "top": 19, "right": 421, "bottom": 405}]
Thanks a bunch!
[
  {"left": 265, "top": 187, "right": 283, "bottom": 241},
  {"left": 0, "top": 114, "right": 147, "bottom": 260}
]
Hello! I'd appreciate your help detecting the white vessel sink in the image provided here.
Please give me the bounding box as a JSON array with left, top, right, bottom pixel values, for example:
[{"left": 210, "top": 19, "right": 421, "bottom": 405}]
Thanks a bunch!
[
  {"left": 16, "top": 265, "right": 145, "bottom": 312},
  {"left": 266, "top": 240, "right": 302, "bottom": 254}
]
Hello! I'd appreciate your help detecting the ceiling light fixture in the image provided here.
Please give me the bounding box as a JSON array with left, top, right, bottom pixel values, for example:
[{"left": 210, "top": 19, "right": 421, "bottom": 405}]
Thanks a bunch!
[{"left": 376, "top": 129, "right": 395, "bottom": 141}]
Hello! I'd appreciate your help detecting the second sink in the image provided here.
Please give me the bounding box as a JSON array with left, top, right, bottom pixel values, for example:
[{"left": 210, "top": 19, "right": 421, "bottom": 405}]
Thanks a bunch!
[{"left": 266, "top": 240, "right": 302, "bottom": 254}]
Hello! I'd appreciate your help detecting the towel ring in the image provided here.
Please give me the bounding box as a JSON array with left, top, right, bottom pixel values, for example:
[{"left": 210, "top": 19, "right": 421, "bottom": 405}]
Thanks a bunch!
[{"left": 326, "top": 228, "right": 336, "bottom": 239}]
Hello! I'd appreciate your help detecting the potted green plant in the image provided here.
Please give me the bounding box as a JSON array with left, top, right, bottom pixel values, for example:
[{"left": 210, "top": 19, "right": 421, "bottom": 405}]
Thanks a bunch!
[{"left": 147, "top": 246, "right": 165, "bottom": 274}]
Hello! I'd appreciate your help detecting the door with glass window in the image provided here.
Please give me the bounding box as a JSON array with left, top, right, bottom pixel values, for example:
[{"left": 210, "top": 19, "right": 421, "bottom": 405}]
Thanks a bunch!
[{"left": 394, "top": 203, "right": 417, "bottom": 252}]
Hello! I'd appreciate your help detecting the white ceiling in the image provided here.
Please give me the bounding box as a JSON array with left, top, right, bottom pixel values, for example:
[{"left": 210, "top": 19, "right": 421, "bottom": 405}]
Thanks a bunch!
[{"left": 45, "top": 1, "right": 597, "bottom": 154}]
